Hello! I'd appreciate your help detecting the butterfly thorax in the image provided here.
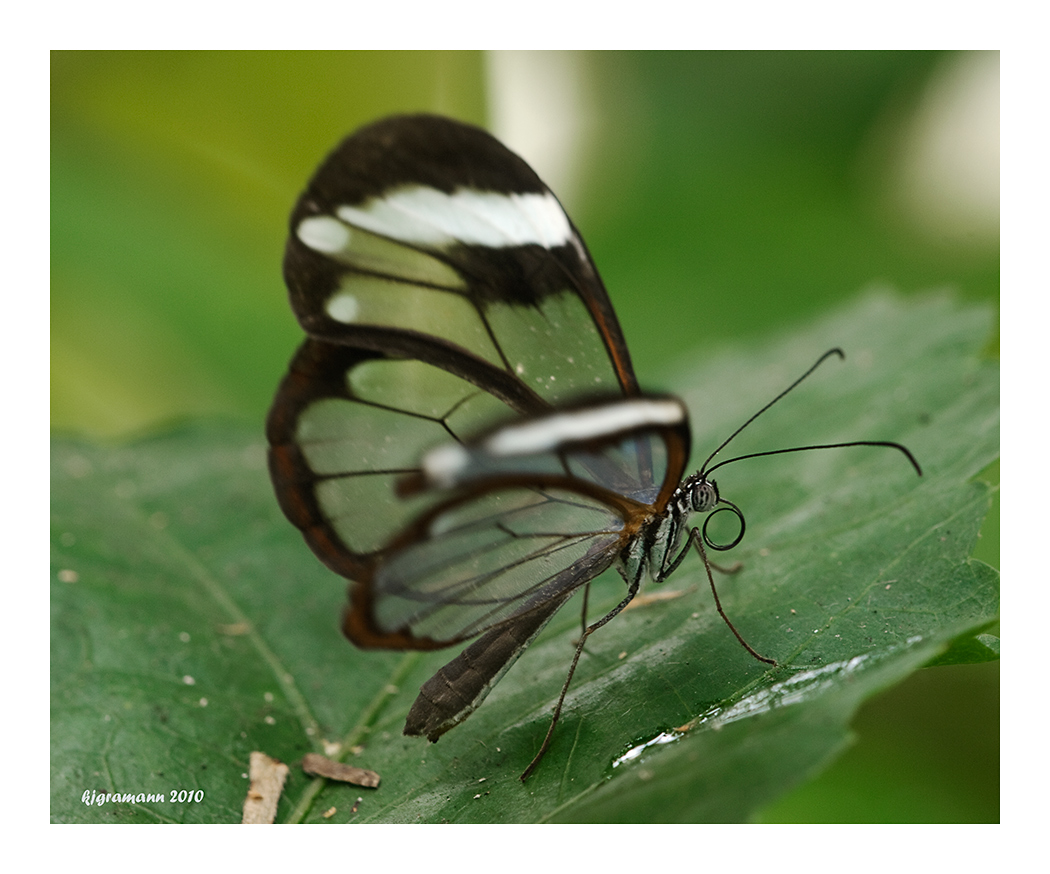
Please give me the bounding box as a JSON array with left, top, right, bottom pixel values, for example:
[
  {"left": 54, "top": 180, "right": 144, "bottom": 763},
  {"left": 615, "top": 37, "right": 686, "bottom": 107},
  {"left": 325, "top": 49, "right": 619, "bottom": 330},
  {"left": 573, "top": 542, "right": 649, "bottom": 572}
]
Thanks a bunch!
[{"left": 620, "top": 472, "right": 720, "bottom": 586}]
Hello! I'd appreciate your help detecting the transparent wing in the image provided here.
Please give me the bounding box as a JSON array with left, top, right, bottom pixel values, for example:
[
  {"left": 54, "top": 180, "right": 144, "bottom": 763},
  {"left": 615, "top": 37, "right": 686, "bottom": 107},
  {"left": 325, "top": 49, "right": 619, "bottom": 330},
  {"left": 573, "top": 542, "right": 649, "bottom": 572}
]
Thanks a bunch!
[
  {"left": 343, "top": 408, "right": 691, "bottom": 648},
  {"left": 268, "top": 339, "right": 518, "bottom": 575},
  {"left": 269, "top": 115, "right": 652, "bottom": 584},
  {"left": 415, "top": 396, "right": 691, "bottom": 508},
  {"left": 282, "top": 114, "right": 638, "bottom": 407},
  {"left": 347, "top": 485, "right": 627, "bottom": 647}
]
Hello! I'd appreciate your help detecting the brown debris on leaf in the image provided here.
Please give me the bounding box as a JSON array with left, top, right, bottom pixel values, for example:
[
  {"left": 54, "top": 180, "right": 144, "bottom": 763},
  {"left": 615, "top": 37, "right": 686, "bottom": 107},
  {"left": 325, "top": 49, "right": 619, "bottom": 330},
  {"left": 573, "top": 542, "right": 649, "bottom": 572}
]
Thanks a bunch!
[
  {"left": 242, "top": 751, "right": 290, "bottom": 824},
  {"left": 301, "top": 752, "right": 381, "bottom": 788}
]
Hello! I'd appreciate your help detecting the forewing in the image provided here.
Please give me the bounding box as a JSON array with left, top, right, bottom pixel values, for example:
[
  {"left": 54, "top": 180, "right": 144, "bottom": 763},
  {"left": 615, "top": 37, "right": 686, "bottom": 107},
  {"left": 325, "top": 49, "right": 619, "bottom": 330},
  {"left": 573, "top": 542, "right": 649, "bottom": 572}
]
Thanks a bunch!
[
  {"left": 282, "top": 114, "right": 638, "bottom": 407},
  {"left": 417, "top": 397, "right": 692, "bottom": 510}
]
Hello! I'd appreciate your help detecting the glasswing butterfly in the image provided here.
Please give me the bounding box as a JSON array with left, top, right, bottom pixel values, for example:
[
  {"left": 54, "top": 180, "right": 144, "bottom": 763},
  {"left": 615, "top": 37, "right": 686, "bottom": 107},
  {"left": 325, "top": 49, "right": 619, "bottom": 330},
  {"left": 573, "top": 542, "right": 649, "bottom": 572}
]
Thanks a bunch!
[{"left": 267, "top": 114, "right": 921, "bottom": 780}]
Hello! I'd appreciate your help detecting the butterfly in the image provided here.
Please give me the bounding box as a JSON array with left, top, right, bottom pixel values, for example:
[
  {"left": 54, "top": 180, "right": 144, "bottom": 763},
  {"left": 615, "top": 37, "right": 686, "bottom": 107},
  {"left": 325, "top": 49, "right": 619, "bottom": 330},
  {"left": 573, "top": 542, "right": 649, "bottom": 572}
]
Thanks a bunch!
[{"left": 266, "top": 114, "right": 921, "bottom": 780}]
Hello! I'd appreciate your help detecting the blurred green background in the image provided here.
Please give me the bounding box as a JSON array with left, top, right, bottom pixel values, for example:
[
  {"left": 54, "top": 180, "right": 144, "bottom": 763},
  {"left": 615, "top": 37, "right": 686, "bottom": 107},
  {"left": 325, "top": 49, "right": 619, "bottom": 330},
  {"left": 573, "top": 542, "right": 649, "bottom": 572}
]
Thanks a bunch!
[{"left": 50, "top": 51, "right": 999, "bottom": 821}]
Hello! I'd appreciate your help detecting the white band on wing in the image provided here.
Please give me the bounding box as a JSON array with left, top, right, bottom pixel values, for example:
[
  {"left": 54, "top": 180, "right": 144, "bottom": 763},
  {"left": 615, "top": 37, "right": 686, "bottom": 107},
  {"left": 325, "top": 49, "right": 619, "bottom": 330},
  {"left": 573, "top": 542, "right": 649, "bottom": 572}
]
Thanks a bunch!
[
  {"left": 422, "top": 398, "right": 686, "bottom": 487},
  {"left": 335, "top": 186, "right": 573, "bottom": 249},
  {"left": 485, "top": 399, "right": 686, "bottom": 455}
]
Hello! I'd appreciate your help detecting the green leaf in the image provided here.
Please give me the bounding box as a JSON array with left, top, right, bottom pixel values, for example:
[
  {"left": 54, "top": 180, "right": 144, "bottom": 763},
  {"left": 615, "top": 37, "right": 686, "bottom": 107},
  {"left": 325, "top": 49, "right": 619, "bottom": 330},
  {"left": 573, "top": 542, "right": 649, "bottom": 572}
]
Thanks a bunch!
[
  {"left": 51, "top": 293, "right": 997, "bottom": 823},
  {"left": 924, "top": 630, "right": 1000, "bottom": 667}
]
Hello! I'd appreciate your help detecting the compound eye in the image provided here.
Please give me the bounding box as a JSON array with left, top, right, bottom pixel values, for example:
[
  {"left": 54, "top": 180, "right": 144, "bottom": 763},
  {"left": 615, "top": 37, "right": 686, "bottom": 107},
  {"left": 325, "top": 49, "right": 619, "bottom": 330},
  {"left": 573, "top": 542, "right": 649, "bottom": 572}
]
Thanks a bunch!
[{"left": 691, "top": 479, "right": 718, "bottom": 512}]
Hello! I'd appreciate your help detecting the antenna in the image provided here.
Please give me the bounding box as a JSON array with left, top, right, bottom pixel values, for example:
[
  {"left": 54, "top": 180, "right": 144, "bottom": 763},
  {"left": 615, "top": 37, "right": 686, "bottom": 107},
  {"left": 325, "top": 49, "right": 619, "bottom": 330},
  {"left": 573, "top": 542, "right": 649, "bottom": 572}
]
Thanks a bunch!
[
  {"left": 691, "top": 349, "right": 922, "bottom": 672},
  {"left": 706, "top": 440, "right": 922, "bottom": 477},
  {"left": 700, "top": 348, "right": 845, "bottom": 474},
  {"left": 699, "top": 348, "right": 922, "bottom": 479}
]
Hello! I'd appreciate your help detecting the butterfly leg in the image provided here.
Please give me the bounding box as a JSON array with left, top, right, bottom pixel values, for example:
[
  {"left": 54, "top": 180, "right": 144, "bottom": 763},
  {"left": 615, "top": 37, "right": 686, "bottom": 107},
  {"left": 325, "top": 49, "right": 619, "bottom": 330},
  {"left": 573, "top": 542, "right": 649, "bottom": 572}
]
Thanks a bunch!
[
  {"left": 577, "top": 582, "right": 591, "bottom": 641},
  {"left": 660, "top": 529, "right": 777, "bottom": 667},
  {"left": 520, "top": 577, "right": 641, "bottom": 781}
]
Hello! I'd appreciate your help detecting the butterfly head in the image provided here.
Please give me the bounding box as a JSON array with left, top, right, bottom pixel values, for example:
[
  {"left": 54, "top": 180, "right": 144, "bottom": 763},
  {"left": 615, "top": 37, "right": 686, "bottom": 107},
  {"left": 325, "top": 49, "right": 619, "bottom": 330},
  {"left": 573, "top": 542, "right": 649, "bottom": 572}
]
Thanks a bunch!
[
  {"left": 679, "top": 471, "right": 719, "bottom": 514},
  {"left": 674, "top": 471, "right": 746, "bottom": 553}
]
